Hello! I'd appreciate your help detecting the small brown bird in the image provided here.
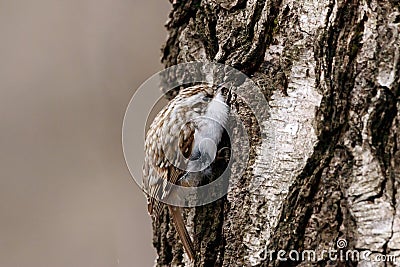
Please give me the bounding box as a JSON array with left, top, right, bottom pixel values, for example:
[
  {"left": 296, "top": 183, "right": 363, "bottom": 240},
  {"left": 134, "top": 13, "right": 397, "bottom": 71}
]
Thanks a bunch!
[{"left": 143, "top": 84, "right": 229, "bottom": 260}]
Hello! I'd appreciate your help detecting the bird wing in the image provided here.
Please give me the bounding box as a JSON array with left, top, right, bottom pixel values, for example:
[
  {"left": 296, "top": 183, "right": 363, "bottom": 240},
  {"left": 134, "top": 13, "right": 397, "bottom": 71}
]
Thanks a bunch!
[
  {"left": 146, "top": 117, "right": 197, "bottom": 217},
  {"left": 179, "top": 121, "right": 196, "bottom": 160}
]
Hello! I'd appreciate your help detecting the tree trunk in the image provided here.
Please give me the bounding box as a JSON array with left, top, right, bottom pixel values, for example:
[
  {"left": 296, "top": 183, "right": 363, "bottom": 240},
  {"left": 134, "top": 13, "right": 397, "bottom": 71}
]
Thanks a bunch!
[{"left": 152, "top": 0, "right": 400, "bottom": 266}]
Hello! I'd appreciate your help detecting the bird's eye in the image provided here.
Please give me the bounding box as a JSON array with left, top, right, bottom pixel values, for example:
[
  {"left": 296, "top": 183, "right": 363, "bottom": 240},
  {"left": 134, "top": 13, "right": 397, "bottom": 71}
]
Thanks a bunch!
[{"left": 202, "top": 96, "right": 211, "bottom": 102}]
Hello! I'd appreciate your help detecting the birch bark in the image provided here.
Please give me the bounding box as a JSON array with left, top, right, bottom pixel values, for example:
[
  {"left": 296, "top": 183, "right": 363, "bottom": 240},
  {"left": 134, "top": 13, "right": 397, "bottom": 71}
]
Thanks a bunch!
[{"left": 153, "top": 1, "right": 400, "bottom": 266}]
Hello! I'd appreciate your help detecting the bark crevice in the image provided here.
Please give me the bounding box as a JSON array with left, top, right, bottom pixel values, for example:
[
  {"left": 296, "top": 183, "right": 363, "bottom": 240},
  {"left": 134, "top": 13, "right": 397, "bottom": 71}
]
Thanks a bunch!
[{"left": 153, "top": 0, "right": 400, "bottom": 265}]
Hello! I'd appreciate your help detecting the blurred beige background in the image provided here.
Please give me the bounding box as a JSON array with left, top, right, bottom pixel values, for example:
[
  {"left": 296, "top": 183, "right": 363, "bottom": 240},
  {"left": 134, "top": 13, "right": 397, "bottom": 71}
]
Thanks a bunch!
[{"left": 0, "top": 1, "right": 170, "bottom": 266}]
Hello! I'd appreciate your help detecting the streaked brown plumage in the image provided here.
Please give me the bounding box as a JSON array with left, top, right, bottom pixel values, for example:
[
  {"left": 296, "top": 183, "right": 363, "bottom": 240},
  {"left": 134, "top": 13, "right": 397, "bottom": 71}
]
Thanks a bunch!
[{"left": 143, "top": 84, "right": 225, "bottom": 261}]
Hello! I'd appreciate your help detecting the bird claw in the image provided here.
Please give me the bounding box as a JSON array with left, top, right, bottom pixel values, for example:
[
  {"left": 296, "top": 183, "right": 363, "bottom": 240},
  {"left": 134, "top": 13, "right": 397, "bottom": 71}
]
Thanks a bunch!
[{"left": 216, "top": 146, "right": 231, "bottom": 163}]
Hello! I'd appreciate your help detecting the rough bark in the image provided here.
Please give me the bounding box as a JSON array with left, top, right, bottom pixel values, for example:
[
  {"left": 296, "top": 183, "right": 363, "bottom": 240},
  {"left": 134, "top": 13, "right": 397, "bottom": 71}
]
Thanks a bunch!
[{"left": 152, "top": 0, "right": 400, "bottom": 266}]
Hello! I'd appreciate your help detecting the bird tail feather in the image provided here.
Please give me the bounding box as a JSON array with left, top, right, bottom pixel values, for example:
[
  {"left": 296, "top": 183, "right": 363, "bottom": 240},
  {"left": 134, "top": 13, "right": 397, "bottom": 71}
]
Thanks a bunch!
[{"left": 168, "top": 206, "right": 195, "bottom": 261}]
